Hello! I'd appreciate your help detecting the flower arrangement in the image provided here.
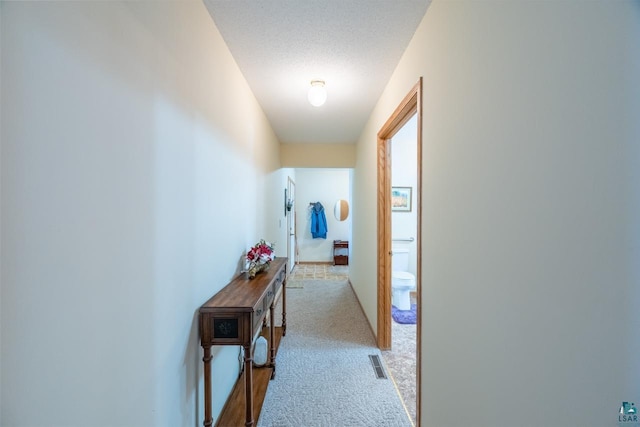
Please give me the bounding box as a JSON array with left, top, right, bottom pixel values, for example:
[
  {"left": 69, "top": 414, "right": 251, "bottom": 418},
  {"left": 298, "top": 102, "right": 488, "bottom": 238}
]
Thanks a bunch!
[{"left": 246, "top": 239, "right": 275, "bottom": 279}]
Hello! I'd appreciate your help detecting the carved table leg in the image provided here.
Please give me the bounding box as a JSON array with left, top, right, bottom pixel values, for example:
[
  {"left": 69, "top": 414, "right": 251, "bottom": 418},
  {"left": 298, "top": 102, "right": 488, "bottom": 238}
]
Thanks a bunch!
[
  {"left": 202, "top": 345, "right": 213, "bottom": 427},
  {"left": 269, "top": 302, "right": 276, "bottom": 379},
  {"left": 282, "top": 284, "right": 287, "bottom": 336},
  {"left": 244, "top": 343, "right": 254, "bottom": 427}
]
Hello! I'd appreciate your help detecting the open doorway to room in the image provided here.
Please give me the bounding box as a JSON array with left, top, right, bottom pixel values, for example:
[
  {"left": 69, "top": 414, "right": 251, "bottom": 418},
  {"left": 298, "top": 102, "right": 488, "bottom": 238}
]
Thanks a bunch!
[
  {"left": 377, "top": 79, "right": 422, "bottom": 426},
  {"left": 285, "top": 168, "right": 352, "bottom": 287},
  {"left": 292, "top": 168, "right": 351, "bottom": 266},
  {"left": 384, "top": 114, "right": 419, "bottom": 426}
]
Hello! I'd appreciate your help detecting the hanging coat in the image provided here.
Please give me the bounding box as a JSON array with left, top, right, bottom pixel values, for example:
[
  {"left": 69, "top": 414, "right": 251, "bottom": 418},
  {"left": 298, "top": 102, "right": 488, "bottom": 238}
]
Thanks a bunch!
[{"left": 310, "top": 202, "right": 328, "bottom": 239}]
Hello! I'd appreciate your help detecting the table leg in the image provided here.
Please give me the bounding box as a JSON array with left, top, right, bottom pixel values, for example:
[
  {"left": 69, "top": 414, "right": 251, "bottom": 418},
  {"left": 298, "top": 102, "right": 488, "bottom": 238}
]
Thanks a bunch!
[
  {"left": 202, "top": 345, "right": 213, "bottom": 427},
  {"left": 269, "top": 302, "right": 276, "bottom": 379},
  {"left": 282, "top": 284, "right": 287, "bottom": 336},
  {"left": 244, "top": 343, "right": 254, "bottom": 427}
]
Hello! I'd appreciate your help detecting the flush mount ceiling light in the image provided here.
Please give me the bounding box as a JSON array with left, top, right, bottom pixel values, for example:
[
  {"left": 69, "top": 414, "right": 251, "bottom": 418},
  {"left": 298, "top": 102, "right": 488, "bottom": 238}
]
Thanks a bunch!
[{"left": 307, "top": 80, "right": 327, "bottom": 107}]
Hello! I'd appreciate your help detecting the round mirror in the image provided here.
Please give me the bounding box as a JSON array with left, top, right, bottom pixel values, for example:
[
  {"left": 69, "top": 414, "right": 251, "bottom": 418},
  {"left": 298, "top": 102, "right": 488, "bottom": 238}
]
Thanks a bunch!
[{"left": 334, "top": 199, "right": 349, "bottom": 221}]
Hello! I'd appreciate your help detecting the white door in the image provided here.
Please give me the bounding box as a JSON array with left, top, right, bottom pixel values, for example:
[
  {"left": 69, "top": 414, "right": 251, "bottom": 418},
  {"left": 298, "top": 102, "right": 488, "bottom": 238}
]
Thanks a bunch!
[{"left": 286, "top": 177, "right": 296, "bottom": 273}]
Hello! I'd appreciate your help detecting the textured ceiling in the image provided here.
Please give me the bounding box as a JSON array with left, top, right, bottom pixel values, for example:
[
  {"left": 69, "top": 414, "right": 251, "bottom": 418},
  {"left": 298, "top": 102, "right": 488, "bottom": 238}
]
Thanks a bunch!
[{"left": 203, "top": 0, "right": 430, "bottom": 144}]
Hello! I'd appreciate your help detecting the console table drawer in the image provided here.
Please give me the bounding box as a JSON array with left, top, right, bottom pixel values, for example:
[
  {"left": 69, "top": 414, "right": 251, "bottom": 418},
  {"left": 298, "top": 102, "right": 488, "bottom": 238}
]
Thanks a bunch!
[
  {"left": 253, "top": 298, "right": 267, "bottom": 332},
  {"left": 265, "top": 286, "right": 275, "bottom": 308},
  {"left": 201, "top": 313, "right": 248, "bottom": 346}
]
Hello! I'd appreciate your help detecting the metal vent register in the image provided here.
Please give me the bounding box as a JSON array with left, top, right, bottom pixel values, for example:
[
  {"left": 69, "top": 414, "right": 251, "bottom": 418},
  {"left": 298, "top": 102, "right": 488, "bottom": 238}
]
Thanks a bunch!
[{"left": 369, "top": 354, "right": 388, "bottom": 379}]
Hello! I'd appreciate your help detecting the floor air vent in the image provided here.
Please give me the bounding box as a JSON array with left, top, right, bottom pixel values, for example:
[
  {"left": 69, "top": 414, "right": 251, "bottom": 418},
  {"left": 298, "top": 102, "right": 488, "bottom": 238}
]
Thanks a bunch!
[{"left": 369, "top": 354, "right": 387, "bottom": 379}]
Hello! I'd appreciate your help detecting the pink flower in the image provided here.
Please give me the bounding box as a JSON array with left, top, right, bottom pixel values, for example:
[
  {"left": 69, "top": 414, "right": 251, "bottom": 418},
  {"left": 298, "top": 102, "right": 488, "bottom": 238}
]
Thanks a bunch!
[{"left": 246, "top": 239, "right": 275, "bottom": 264}]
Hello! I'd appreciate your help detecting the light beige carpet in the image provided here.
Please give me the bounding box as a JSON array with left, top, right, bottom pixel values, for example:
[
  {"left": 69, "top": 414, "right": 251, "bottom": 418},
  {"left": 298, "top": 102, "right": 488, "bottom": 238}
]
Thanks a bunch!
[
  {"left": 281, "top": 263, "right": 417, "bottom": 426},
  {"left": 258, "top": 279, "right": 412, "bottom": 427}
]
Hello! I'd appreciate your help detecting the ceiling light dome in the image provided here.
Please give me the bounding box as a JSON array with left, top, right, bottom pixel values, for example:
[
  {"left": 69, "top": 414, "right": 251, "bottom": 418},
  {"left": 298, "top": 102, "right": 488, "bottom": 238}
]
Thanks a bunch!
[{"left": 307, "top": 80, "right": 327, "bottom": 107}]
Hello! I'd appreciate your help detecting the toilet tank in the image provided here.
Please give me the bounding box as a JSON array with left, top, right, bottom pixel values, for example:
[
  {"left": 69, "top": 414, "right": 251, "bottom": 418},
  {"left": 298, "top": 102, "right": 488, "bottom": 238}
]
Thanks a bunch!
[{"left": 392, "top": 247, "right": 410, "bottom": 272}]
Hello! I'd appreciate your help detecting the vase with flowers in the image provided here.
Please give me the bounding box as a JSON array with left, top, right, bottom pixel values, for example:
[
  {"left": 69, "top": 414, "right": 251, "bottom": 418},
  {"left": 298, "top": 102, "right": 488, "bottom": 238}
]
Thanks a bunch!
[{"left": 246, "top": 239, "right": 275, "bottom": 279}]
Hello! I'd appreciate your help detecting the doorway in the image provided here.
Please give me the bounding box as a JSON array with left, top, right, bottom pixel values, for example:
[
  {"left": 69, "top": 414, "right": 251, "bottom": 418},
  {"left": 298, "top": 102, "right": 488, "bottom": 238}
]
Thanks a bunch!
[{"left": 377, "top": 78, "right": 422, "bottom": 425}]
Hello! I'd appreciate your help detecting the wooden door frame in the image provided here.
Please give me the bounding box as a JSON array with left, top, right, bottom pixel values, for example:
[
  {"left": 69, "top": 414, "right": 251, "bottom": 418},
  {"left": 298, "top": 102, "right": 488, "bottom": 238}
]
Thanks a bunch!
[{"left": 377, "top": 78, "right": 422, "bottom": 422}]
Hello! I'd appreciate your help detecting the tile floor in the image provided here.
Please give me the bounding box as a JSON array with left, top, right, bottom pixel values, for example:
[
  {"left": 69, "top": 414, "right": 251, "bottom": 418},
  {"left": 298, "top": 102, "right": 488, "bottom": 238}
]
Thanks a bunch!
[{"left": 288, "top": 263, "right": 349, "bottom": 281}]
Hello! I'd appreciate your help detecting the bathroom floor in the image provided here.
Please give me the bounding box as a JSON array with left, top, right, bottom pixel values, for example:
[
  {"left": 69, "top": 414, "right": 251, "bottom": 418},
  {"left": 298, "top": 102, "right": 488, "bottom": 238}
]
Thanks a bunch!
[{"left": 384, "top": 294, "right": 417, "bottom": 426}]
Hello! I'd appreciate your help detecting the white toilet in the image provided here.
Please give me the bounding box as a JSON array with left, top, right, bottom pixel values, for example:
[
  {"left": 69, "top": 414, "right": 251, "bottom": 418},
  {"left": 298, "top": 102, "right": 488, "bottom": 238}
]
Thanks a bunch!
[{"left": 392, "top": 247, "right": 416, "bottom": 311}]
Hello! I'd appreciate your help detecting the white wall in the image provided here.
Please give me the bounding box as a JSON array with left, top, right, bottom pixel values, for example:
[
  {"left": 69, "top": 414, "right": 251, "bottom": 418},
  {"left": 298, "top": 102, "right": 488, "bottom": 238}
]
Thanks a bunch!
[
  {"left": 352, "top": 1, "right": 640, "bottom": 426},
  {"left": 1, "top": 2, "right": 282, "bottom": 426},
  {"left": 294, "top": 169, "right": 351, "bottom": 263}
]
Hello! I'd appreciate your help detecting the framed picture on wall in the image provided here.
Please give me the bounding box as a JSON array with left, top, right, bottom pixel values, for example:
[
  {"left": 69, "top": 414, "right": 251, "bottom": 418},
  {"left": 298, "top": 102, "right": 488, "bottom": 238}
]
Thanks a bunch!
[{"left": 391, "top": 187, "right": 412, "bottom": 212}]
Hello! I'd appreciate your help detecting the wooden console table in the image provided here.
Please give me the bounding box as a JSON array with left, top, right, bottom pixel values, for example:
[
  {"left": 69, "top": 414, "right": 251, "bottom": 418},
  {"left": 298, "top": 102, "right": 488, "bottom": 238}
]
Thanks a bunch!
[{"left": 199, "top": 258, "right": 287, "bottom": 427}]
